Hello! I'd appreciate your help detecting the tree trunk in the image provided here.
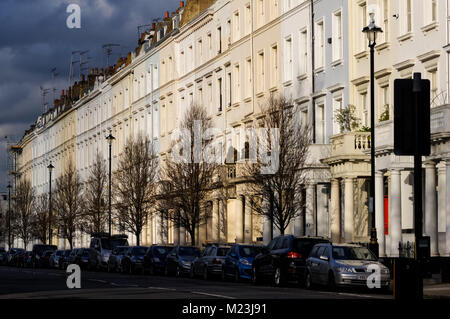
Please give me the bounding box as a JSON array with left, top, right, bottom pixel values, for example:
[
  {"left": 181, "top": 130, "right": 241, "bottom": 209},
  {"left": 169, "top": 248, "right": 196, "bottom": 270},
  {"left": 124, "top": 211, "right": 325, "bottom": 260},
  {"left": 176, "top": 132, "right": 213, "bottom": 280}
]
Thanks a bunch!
[{"left": 136, "top": 232, "right": 140, "bottom": 246}]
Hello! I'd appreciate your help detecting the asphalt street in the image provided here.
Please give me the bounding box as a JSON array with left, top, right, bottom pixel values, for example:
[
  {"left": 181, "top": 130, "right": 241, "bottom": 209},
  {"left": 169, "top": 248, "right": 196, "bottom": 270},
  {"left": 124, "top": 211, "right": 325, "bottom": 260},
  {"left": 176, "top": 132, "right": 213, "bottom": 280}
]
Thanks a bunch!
[{"left": 0, "top": 266, "right": 392, "bottom": 299}]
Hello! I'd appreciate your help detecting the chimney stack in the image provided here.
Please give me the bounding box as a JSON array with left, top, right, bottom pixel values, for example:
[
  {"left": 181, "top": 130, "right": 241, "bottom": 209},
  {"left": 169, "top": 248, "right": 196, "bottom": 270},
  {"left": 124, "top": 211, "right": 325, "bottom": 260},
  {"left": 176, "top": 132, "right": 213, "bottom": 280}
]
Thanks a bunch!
[
  {"left": 165, "top": 11, "right": 169, "bottom": 18},
  {"left": 180, "top": 1, "right": 184, "bottom": 8},
  {"left": 152, "top": 22, "right": 156, "bottom": 29},
  {"left": 95, "top": 67, "right": 98, "bottom": 74}
]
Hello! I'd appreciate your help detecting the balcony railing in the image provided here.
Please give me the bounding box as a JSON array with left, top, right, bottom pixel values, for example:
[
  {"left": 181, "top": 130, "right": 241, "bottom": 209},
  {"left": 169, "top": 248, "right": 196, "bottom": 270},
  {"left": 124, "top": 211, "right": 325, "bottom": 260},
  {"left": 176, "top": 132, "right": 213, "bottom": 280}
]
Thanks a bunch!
[{"left": 329, "top": 131, "right": 371, "bottom": 158}]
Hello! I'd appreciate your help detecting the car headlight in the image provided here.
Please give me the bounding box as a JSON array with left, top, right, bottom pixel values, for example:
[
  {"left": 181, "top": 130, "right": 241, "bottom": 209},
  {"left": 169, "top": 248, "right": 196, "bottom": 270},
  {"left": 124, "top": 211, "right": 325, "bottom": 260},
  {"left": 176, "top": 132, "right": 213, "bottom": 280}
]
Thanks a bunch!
[
  {"left": 336, "top": 266, "right": 356, "bottom": 273},
  {"left": 239, "top": 258, "right": 251, "bottom": 266}
]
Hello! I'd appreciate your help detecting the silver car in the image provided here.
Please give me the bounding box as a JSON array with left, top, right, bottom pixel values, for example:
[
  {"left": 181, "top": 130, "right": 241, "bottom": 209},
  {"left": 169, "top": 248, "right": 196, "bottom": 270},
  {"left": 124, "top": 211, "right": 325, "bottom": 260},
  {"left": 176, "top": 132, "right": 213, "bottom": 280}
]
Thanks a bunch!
[{"left": 305, "top": 243, "right": 390, "bottom": 290}]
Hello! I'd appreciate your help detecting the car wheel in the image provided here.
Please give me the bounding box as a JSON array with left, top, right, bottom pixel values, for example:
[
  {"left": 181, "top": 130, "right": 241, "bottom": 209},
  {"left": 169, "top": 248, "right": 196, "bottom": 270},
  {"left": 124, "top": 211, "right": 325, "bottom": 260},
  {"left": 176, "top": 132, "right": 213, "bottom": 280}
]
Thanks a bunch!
[
  {"left": 203, "top": 267, "right": 209, "bottom": 281},
  {"left": 252, "top": 266, "right": 261, "bottom": 285},
  {"left": 305, "top": 271, "right": 313, "bottom": 290},
  {"left": 328, "top": 272, "right": 336, "bottom": 291}
]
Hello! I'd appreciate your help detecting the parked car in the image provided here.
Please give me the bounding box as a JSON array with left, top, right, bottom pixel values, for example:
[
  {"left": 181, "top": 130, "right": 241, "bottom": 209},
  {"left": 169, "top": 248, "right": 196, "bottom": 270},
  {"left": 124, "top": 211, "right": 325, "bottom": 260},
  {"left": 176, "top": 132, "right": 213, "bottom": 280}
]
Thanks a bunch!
[
  {"left": 24, "top": 251, "right": 33, "bottom": 268},
  {"left": 49, "top": 250, "right": 65, "bottom": 269},
  {"left": 18, "top": 251, "right": 32, "bottom": 268},
  {"left": 252, "top": 235, "right": 330, "bottom": 286},
  {"left": 31, "top": 244, "right": 57, "bottom": 268},
  {"left": 143, "top": 245, "right": 172, "bottom": 275},
  {"left": 107, "top": 246, "right": 129, "bottom": 273},
  {"left": 222, "top": 244, "right": 262, "bottom": 282},
  {"left": 0, "top": 248, "right": 6, "bottom": 265},
  {"left": 67, "top": 248, "right": 82, "bottom": 267},
  {"left": 88, "top": 233, "right": 129, "bottom": 270},
  {"left": 191, "top": 245, "right": 230, "bottom": 280},
  {"left": 164, "top": 246, "right": 200, "bottom": 277},
  {"left": 59, "top": 250, "right": 72, "bottom": 270},
  {"left": 6, "top": 248, "right": 25, "bottom": 266},
  {"left": 39, "top": 250, "right": 54, "bottom": 268},
  {"left": 121, "top": 246, "right": 149, "bottom": 274},
  {"left": 76, "top": 248, "right": 91, "bottom": 269},
  {"left": 304, "top": 243, "right": 390, "bottom": 290},
  {"left": 12, "top": 250, "right": 27, "bottom": 267}
]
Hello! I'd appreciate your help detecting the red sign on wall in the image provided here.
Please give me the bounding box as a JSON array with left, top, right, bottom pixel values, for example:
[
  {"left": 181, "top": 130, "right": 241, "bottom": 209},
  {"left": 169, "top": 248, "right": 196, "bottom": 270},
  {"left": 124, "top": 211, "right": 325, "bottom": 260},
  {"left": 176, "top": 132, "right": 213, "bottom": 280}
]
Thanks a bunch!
[{"left": 384, "top": 195, "right": 389, "bottom": 235}]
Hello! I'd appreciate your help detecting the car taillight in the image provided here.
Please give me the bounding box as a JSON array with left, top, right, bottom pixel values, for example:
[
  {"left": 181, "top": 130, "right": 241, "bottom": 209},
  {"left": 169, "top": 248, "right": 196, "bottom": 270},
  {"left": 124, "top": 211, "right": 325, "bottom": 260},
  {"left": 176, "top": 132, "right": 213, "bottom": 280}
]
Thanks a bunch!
[
  {"left": 212, "top": 258, "right": 222, "bottom": 264},
  {"left": 287, "top": 252, "right": 302, "bottom": 259}
]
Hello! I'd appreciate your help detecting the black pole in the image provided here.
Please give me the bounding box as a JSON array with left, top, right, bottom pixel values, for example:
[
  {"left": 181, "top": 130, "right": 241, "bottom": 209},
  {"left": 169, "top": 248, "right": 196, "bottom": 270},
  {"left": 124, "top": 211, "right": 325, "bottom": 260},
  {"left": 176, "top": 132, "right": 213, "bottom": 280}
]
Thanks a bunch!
[
  {"left": 369, "top": 42, "right": 379, "bottom": 257},
  {"left": 7, "top": 185, "right": 11, "bottom": 249},
  {"left": 108, "top": 141, "right": 112, "bottom": 237},
  {"left": 413, "top": 72, "right": 423, "bottom": 299},
  {"left": 48, "top": 169, "right": 52, "bottom": 245}
]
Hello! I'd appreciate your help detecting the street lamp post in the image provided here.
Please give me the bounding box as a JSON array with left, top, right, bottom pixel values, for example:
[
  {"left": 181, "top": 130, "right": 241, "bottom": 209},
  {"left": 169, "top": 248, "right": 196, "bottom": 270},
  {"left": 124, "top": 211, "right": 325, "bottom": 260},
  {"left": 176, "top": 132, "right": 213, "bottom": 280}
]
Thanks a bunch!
[
  {"left": 7, "top": 183, "right": 12, "bottom": 249},
  {"left": 363, "top": 13, "right": 382, "bottom": 257},
  {"left": 106, "top": 133, "right": 115, "bottom": 237},
  {"left": 47, "top": 163, "right": 54, "bottom": 245}
]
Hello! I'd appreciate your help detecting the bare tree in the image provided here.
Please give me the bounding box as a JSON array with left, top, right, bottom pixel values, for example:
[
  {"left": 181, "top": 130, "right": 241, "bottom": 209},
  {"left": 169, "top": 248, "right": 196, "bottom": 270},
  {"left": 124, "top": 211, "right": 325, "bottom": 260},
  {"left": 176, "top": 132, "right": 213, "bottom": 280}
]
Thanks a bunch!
[
  {"left": 14, "top": 179, "right": 35, "bottom": 249},
  {"left": 243, "top": 95, "right": 312, "bottom": 236},
  {"left": 32, "top": 194, "right": 49, "bottom": 244},
  {"left": 158, "top": 104, "right": 219, "bottom": 246},
  {"left": 53, "top": 162, "right": 84, "bottom": 249},
  {"left": 84, "top": 152, "right": 108, "bottom": 234},
  {"left": 114, "top": 134, "right": 158, "bottom": 246}
]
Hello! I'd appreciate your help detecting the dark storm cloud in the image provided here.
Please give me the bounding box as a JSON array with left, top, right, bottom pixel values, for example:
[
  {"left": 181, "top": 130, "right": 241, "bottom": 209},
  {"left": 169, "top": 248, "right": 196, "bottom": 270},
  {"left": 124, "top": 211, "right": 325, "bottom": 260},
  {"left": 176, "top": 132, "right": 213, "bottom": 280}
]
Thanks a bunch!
[{"left": 0, "top": 0, "right": 182, "bottom": 190}]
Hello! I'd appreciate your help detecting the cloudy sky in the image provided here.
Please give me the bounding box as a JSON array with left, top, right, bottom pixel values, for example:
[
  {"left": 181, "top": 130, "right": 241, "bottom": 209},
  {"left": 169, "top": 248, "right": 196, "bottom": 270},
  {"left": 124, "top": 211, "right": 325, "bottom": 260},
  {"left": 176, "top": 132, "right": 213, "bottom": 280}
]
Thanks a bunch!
[{"left": 0, "top": 0, "right": 181, "bottom": 191}]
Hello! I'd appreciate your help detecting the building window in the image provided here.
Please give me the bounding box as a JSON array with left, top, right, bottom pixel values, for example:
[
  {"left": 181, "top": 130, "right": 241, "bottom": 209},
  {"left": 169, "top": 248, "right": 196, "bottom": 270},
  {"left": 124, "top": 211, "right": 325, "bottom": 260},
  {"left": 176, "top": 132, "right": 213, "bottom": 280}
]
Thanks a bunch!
[
  {"left": 315, "top": 103, "right": 325, "bottom": 144},
  {"left": 227, "top": 20, "right": 231, "bottom": 49},
  {"left": 234, "top": 11, "right": 240, "bottom": 41},
  {"left": 245, "top": 58, "right": 252, "bottom": 98},
  {"left": 207, "top": 82, "right": 212, "bottom": 114},
  {"left": 406, "top": 0, "right": 412, "bottom": 33},
  {"left": 207, "top": 33, "right": 212, "bottom": 59},
  {"left": 429, "top": 69, "right": 438, "bottom": 106},
  {"left": 271, "top": 45, "right": 278, "bottom": 87},
  {"left": 383, "top": 0, "right": 389, "bottom": 42},
  {"left": 299, "top": 29, "right": 308, "bottom": 75},
  {"left": 284, "top": 38, "right": 292, "bottom": 81},
  {"left": 258, "top": 51, "right": 265, "bottom": 92},
  {"left": 270, "top": 0, "right": 278, "bottom": 19},
  {"left": 197, "top": 39, "right": 202, "bottom": 65},
  {"left": 301, "top": 106, "right": 308, "bottom": 127},
  {"left": 432, "top": 0, "right": 437, "bottom": 22},
  {"left": 315, "top": 20, "right": 325, "bottom": 69},
  {"left": 217, "top": 26, "right": 222, "bottom": 54},
  {"left": 332, "top": 95, "right": 343, "bottom": 134},
  {"left": 227, "top": 72, "right": 232, "bottom": 107},
  {"left": 258, "top": 0, "right": 265, "bottom": 27},
  {"left": 361, "top": 92, "right": 368, "bottom": 127},
  {"left": 358, "top": 2, "right": 366, "bottom": 52},
  {"left": 380, "top": 85, "right": 390, "bottom": 121},
  {"left": 218, "top": 78, "right": 223, "bottom": 112},
  {"left": 332, "top": 10, "right": 342, "bottom": 62},
  {"left": 234, "top": 64, "right": 240, "bottom": 103},
  {"left": 245, "top": 4, "right": 251, "bottom": 35}
]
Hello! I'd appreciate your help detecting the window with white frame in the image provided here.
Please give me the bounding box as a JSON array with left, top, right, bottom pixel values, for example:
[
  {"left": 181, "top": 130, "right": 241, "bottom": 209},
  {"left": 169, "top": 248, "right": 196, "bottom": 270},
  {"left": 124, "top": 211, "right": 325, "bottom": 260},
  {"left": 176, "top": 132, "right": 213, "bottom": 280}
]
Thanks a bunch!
[
  {"left": 207, "top": 33, "right": 212, "bottom": 59},
  {"left": 300, "top": 105, "right": 308, "bottom": 127},
  {"left": 332, "top": 94, "right": 343, "bottom": 134},
  {"left": 425, "top": 0, "right": 437, "bottom": 25},
  {"left": 428, "top": 68, "right": 438, "bottom": 106},
  {"left": 271, "top": 45, "right": 278, "bottom": 87},
  {"left": 227, "top": 20, "right": 231, "bottom": 49},
  {"left": 234, "top": 11, "right": 240, "bottom": 41},
  {"left": 245, "top": 4, "right": 251, "bottom": 35},
  {"left": 218, "top": 77, "right": 223, "bottom": 111},
  {"left": 383, "top": 0, "right": 389, "bottom": 42},
  {"left": 217, "top": 26, "right": 222, "bottom": 54},
  {"left": 227, "top": 72, "right": 232, "bottom": 107},
  {"left": 299, "top": 28, "right": 308, "bottom": 75},
  {"left": 332, "top": 10, "right": 342, "bottom": 62},
  {"left": 401, "top": 0, "right": 412, "bottom": 34},
  {"left": 245, "top": 58, "right": 252, "bottom": 98},
  {"left": 258, "top": 0, "right": 265, "bottom": 27},
  {"left": 284, "top": 37, "right": 292, "bottom": 81},
  {"left": 358, "top": 2, "right": 367, "bottom": 52},
  {"left": 207, "top": 82, "right": 212, "bottom": 113},
  {"left": 315, "top": 20, "right": 325, "bottom": 69},
  {"left": 270, "top": 0, "right": 278, "bottom": 19},
  {"left": 197, "top": 39, "right": 202, "bottom": 66},
  {"left": 361, "top": 92, "right": 368, "bottom": 126},
  {"left": 258, "top": 51, "right": 265, "bottom": 92},
  {"left": 152, "top": 65, "right": 158, "bottom": 90},
  {"left": 234, "top": 64, "right": 240, "bottom": 103},
  {"left": 379, "top": 85, "right": 390, "bottom": 121},
  {"left": 315, "top": 102, "right": 325, "bottom": 144}
]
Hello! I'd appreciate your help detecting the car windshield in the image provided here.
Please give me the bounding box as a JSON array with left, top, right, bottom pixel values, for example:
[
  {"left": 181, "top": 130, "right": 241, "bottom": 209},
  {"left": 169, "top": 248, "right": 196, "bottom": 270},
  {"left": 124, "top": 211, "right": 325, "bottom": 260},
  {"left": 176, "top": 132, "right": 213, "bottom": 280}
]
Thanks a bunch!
[
  {"left": 239, "top": 246, "right": 261, "bottom": 257},
  {"left": 153, "top": 247, "right": 169, "bottom": 256},
  {"left": 217, "top": 248, "right": 230, "bottom": 257},
  {"left": 332, "top": 246, "right": 377, "bottom": 261},
  {"left": 34, "top": 245, "right": 56, "bottom": 255},
  {"left": 111, "top": 238, "right": 128, "bottom": 250},
  {"left": 179, "top": 247, "right": 199, "bottom": 256},
  {"left": 131, "top": 247, "right": 147, "bottom": 256}
]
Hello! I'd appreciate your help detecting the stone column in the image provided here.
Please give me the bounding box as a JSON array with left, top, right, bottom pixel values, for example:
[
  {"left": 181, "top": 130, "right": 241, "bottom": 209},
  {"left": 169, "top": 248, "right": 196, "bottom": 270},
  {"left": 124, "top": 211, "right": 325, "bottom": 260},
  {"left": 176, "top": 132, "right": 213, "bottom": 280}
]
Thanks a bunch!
[
  {"left": 235, "top": 196, "right": 244, "bottom": 243},
  {"left": 244, "top": 196, "right": 253, "bottom": 243},
  {"left": 262, "top": 196, "right": 271, "bottom": 244},
  {"left": 212, "top": 199, "right": 219, "bottom": 242},
  {"left": 390, "top": 170, "right": 402, "bottom": 257},
  {"left": 438, "top": 162, "right": 447, "bottom": 256},
  {"left": 425, "top": 161, "right": 439, "bottom": 256},
  {"left": 344, "top": 178, "right": 354, "bottom": 243},
  {"left": 330, "top": 179, "right": 341, "bottom": 243},
  {"left": 305, "top": 184, "right": 315, "bottom": 236},
  {"left": 446, "top": 159, "right": 450, "bottom": 256},
  {"left": 218, "top": 200, "right": 226, "bottom": 242},
  {"left": 375, "top": 171, "right": 386, "bottom": 257}
]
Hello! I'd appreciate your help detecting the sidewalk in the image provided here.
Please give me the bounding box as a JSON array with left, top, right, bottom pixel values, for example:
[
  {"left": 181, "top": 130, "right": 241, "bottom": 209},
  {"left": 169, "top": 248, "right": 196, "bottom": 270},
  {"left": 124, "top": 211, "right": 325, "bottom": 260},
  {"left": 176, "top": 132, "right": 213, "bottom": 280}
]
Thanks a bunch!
[{"left": 423, "top": 275, "right": 450, "bottom": 299}]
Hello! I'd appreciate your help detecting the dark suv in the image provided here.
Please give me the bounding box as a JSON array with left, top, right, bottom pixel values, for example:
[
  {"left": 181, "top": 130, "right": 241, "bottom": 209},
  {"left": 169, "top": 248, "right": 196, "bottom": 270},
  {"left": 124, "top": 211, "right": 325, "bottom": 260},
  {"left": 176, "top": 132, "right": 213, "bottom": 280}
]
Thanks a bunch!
[
  {"left": 31, "top": 244, "right": 57, "bottom": 268},
  {"left": 252, "top": 235, "right": 329, "bottom": 286}
]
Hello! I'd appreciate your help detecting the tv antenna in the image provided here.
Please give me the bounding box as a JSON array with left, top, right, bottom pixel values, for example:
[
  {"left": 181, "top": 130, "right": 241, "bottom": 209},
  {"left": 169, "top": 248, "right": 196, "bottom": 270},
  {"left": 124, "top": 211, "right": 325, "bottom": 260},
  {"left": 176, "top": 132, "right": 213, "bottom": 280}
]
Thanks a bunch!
[
  {"left": 102, "top": 44, "right": 120, "bottom": 68},
  {"left": 79, "top": 50, "right": 89, "bottom": 80},
  {"left": 69, "top": 50, "right": 81, "bottom": 86},
  {"left": 40, "top": 85, "right": 50, "bottom": 114},
  {"left": 51, "top": 67, "right": 59, "bottom": 101}
]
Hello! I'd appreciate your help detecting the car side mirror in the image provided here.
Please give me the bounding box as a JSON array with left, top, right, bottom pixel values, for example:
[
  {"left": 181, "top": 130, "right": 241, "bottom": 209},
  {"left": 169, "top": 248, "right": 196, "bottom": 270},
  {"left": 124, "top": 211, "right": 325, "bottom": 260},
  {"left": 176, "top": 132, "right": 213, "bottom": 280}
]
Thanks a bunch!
[{"left": 319, "top": 255, "right": 329, "bottom": 261}]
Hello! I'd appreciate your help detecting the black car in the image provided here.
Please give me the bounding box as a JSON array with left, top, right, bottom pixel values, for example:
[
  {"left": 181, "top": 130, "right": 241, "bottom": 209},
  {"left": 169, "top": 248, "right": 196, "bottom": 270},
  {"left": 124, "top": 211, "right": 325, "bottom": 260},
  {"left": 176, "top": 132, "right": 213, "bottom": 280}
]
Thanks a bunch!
[
  {"left": 59, "top": 250, "right": 72, "bottom": 270},
  {"left": 6, "top": 248, "right": 24, "bottom": 266},
  {"left": 39, "top": 250, "right": 54, "bottom": 268},
  {"left": 191, "top": 245, "right": 230, "bottom": 280},
  {"left": 252, "top": 235, "right": 330, "bottom": 286},
  {"left": 12, "top": 250, "right": 27, "bottom": 267},
  {"left": 0, "top": 248, "right": 6, "bottom": 265},
  {"left": 67, "top": 248, "right": 82, "bottom": 266},
  {"left": 164, "top": 246, "right": 200, "bottom": 277},
  {"left": 143, "top": 245, "right": 172, "bottom": 275},
  {"left": 121, "top": 246, "right": 148, "bottom": 274},
  {"left": 107, "top": 246, "right": 129, "bottom": 273},
  {"left": 31, "top": 244, "right": 57, "bottom": 268},
  {"left": 74, "top": 248, "right": 91, "bottom": 269}
]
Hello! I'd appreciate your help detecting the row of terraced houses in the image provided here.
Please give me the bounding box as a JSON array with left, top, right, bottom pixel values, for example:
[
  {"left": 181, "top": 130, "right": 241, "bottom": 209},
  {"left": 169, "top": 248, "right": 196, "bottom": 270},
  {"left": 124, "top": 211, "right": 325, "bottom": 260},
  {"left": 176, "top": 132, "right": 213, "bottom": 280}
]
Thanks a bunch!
[{"left": 6, "top": 0, "right": 450, "bottom": 259}]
